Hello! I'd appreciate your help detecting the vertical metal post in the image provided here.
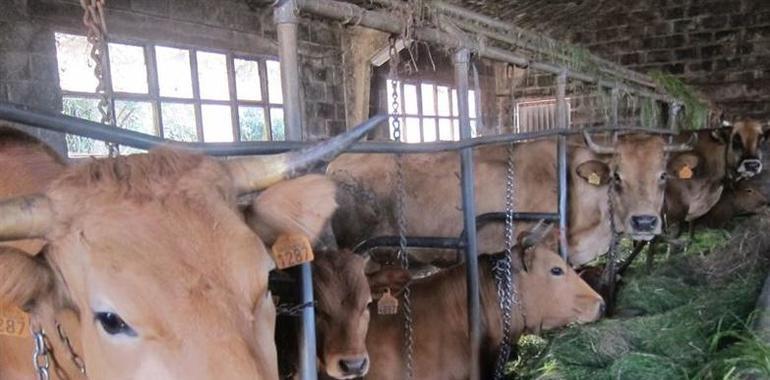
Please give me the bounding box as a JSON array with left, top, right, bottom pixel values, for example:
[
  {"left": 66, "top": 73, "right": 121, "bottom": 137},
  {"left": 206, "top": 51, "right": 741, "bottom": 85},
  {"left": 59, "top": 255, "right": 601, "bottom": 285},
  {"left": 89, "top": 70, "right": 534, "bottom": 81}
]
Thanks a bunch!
[
  {"left": 668, "top": 102, "right": 681, "bottom": 131},
  {"left": 556, "top": 71, "right": 569, "bottom": 260},
  {"left": 276, "top": 0, "right": 303, "bottom": 141},
  {"left": 275, "top": 2, "right": 316, "bottom": 380},
  {"left": 453, "top": 49, "right": 481, "bottom": 380},
  {"left": 610, "top": 86, "right": 619, "bottom": 128}
]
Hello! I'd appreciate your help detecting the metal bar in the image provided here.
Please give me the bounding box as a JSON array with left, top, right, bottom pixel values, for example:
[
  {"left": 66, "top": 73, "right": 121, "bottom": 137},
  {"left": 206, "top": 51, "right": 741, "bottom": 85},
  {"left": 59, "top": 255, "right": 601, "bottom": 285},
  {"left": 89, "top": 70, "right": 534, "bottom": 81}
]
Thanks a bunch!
[
  {"left": 0, "top": 102, "right": 682, "bottom": 155},
  {"left": 275, "top": 3, "right": 315, "bottom": 380},
  {"left": 294, "top": 0, "right": 674, "bottom": 103},
  {"left": 610, "top": 87, "right": 619, "bottom": 128},
  {"left": 353, "top": 236, "right": 464, "bottom": 253},
  {"left": 276, "top": 2, "right": 303, "bottom": 141},
  {"left": 430, "top": 1, "right": 658, "bottom": 90},
  {"left": 453, "top": 48, "right": 481, "bottom": 380},
  {"left": 556, "top": 72, "right": 569, "bottom": 260}
]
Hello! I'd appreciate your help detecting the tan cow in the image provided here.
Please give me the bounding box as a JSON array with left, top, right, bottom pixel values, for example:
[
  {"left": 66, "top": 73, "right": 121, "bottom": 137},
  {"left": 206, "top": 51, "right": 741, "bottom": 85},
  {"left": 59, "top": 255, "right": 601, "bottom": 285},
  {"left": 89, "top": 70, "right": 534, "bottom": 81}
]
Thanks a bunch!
[
  {"left": 329, "top": 133, "right": 695, "bottom": 266},
  {"left": 309, "top": 226, "right": 603, "bottom": 379},
  {"left": 0, "top": 122, "right": 372, "bottom": 380},
  {"left": 665, "top": 120, "right": 770, "bottom": 226}
]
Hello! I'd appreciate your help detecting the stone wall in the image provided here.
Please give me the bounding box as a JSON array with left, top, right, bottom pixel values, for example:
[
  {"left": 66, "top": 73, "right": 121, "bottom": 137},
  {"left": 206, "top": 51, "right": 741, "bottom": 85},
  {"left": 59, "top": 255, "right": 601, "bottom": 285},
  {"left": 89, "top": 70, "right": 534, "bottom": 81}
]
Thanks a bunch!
[
  {"left": 553, "top": 0, "right": 770, "bottom": 120},
  {"left": 0, "top": 0, "right": 346, "bottom": 155}
]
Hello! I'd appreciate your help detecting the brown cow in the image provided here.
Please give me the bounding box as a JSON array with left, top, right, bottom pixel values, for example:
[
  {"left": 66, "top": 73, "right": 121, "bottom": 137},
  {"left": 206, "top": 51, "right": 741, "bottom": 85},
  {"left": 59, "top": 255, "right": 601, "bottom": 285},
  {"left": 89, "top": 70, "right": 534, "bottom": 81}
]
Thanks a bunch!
[
  {"left": 695, "top": 182, "right": 768, "bottom": 228},
  {"left": 329, "top": 133, "right": 695, "bottom": 266},
  {"left": 0, "top": 122, "right": 371, "bottom": 379},
  {"left": 665, "top": 120, "right": 770, "bottom": 226},
  {"left": 309, "top": 226, "right": 603, "bottom": 379}
]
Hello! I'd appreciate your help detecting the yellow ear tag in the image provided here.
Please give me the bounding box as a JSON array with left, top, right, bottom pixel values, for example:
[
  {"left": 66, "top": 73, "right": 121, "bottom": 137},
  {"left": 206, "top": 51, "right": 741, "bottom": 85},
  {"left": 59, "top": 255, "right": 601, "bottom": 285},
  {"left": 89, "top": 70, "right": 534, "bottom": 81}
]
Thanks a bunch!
[
  {"left": 588, "top": 172, "right": 602, "bottom": 186},
  {"left": 678, "top": 165, "right": 693, "bottom": 179},
  {"left": 272, "top": 233, "right": 315, "bottom": 270},
  {"left": 0, "top": 306, "right": 30, "bottom": 338},
  {"left": 377, "top": 288, "right": 399, "bottom": 315}
]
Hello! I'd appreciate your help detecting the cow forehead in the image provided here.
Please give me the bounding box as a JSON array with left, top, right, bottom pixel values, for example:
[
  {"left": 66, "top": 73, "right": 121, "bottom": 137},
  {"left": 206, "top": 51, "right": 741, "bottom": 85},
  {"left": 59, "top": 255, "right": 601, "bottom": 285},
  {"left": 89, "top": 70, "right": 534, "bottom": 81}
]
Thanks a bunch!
[{"left": 614, "top": 135, "right": 666, "bottom": 172}]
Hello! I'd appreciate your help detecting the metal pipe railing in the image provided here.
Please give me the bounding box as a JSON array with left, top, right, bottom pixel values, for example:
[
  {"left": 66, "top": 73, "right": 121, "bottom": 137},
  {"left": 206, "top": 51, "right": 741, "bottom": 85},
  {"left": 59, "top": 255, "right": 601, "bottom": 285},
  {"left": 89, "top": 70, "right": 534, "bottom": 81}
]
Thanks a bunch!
[
  {"left": 275, "top": 2, "right": 316, "bottom": 379},
  {"left": 453, "top": 48, "right": 482, "bottom": 380},
  {"left": 431, "top": 1, "right": 659, "bottom": 90},
  {"left": 556, "top": 72, "right": 569, "bottom": 260},
  {"left": 0, "top": 102, "right": 678, "bottom": 156},
  {"left": 294, "top": 0, "right": 674, "bottom": 103}
]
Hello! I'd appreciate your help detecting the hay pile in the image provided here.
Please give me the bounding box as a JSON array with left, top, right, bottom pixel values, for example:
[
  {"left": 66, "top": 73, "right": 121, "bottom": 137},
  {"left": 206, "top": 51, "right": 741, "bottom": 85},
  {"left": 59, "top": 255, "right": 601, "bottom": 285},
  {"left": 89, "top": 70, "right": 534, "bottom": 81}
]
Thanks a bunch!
[{"left": 510, "top": 211, "right": 770, "bottom": 380}]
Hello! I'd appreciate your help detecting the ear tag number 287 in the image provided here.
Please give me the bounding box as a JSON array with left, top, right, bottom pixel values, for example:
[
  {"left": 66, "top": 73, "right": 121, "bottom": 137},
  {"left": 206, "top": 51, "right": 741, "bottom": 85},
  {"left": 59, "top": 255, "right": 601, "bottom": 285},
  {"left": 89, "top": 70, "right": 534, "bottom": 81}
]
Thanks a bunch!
[{"left": 0, "top": 306, "right": 30, "bottom": 338}]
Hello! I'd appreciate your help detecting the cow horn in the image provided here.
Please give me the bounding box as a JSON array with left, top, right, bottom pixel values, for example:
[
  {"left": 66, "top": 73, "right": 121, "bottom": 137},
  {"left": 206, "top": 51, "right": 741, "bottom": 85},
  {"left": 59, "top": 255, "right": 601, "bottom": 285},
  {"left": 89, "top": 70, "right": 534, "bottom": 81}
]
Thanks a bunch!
[
  {"left": 521, "top": 220, "right": 554, "bottom": 249},
  {"left": 722, "top": 119, "right": 733, "bottom": 127},
  {"left": 664, "top": 132, "right": 697, "bottom": 153},
  {"left": 582, "top": 130, "right": 617, "bottom": 155},
  {"left": 0, "top": 195, "right": 53, "bottom": 241},
  {"left": 226, "top": 115, "right": 386, "bottom": 193}
]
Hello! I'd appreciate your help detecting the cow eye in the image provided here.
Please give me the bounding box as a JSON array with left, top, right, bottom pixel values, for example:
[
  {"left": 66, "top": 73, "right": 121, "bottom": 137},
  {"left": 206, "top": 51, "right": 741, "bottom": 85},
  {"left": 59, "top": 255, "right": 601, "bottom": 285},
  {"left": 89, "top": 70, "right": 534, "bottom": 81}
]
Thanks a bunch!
[
  {"left": 550, "top": 267, "right": 565, "bottom": 276},
  {"left": 95, "top": 312, "right": 136, "bottom": 337},
  {"left": 659, "top": 172, "right": 668, "bottom": 182},
  {"left": 613, "top": 172, "right": 622, "bottom": 182}
]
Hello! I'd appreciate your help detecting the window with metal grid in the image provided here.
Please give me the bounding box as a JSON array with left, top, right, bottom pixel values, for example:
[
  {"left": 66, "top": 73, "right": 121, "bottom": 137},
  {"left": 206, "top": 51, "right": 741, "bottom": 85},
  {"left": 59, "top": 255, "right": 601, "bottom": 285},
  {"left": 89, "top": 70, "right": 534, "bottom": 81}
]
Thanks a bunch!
[{"left": 55, "top": 32, "right": 285, "bottom": 157}]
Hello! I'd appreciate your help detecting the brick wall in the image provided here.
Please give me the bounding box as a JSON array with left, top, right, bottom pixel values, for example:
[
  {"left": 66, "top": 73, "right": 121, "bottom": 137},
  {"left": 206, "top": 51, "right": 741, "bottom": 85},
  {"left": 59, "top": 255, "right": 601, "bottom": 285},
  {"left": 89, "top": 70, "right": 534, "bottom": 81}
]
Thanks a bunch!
[
  {"left": 552, "top": 0, "right": 770, "bottom": 120},
  {"left": 0, "top": 0, "right": 346, "bottom": 155}
]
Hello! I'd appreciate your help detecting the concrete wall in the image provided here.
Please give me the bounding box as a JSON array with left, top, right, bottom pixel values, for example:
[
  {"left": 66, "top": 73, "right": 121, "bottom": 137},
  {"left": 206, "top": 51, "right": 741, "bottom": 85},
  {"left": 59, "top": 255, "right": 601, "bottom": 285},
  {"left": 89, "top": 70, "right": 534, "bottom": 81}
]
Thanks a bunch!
[{"left": 0, "top": 0, "right": 346, "bottom": 155}]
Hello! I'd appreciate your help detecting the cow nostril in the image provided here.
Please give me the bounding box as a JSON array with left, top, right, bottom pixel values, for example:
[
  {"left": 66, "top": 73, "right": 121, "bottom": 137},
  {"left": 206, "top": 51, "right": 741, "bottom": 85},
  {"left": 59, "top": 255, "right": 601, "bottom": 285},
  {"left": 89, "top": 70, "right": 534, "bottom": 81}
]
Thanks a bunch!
[
  {"left": 339, "top": 357, "right": 368, "bottom": 374},
  {"left": 631, "top": 215, "right": 658, "bottom": 232},
  {"left": 744, "top": 160, "right": 762, "bottom": 172}
]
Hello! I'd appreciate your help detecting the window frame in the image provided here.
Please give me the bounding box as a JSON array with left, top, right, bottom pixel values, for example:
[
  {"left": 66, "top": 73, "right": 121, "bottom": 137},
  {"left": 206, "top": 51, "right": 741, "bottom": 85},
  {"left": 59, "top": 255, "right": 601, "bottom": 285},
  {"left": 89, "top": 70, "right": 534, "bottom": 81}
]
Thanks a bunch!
[
  {"left": 386, "top": 78, "right": 477, "bottom": 143},
  {"left": 56, "top": 31, "right": 285, "bottom": 150}
]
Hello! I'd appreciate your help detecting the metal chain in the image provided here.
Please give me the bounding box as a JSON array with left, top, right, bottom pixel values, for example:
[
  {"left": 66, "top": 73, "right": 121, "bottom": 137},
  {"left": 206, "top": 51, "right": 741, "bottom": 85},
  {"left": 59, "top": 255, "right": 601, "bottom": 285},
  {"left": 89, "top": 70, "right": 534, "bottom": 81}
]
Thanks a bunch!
[
  {"left": 32, "top": 328, "right": 51, "bottom": 380},
  {"left": 388, "top": 33, "right": 414, "bottom": 380},
  {"left": 276, "top": 301, "right": 316, "bottom": 317},
  {"left": 604, "top": 160, "right": 621, "bottom": 304},
  {"left": 80, "top": 0, "right": 118, "bottom": 157},
  {"left": 57, "top": 322, "right": 87, "bottom": 375},
  {"left": 491, "top": 144, "right": 518, "bottom": 380}
]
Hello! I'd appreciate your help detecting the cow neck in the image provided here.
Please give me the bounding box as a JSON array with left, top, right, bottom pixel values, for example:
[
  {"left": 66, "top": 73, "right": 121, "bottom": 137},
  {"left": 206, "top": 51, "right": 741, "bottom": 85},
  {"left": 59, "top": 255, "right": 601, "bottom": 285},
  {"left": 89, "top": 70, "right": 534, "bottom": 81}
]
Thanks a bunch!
[{"left": 478, "top": 254, "right": 526, "bottom": 348}]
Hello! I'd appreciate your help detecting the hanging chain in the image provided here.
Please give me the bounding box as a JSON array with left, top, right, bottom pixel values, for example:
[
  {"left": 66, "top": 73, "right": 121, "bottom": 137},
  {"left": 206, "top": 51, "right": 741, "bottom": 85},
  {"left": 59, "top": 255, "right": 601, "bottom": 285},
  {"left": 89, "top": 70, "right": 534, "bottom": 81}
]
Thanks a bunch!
[
  {"left": 604, "top": 154, "right": 621, "bottom": 306},
  {"left": 491, "top": 144, "right": 519, "bottom": 380},
  {"left": 80, "top": 0, "right": 118, "bottom": 157},
  {"left": 32, "top": 328, "right": 51, "bottom": 380},
  {"left": 388, "top": 33, "right": 414, "bottom": 380},
  {"left": 57, "top": 322, "right": 87, "bottom": 375}
]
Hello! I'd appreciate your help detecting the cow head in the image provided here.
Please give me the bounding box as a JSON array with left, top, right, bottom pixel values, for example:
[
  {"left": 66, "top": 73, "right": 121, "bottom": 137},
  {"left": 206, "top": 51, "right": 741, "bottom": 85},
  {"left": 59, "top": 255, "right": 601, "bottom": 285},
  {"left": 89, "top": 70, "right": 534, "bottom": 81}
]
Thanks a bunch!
[
  {"left": 580, "top": 132, "right": 695, "bottom": 240},
  {"left": 312, "top": 250, "right": 380, "bottom": 379},
  {"left": 0, "top": 120, "right": 376, "bottom": 380},
  {"left": 514, "top": 226, "right": 605, "bottom": 331},
  {"left": 728, "top": 182, "right": 769, "bottom": 216},
  {"left": 717, "top": 119, "right": 770, "bottom": 179}
]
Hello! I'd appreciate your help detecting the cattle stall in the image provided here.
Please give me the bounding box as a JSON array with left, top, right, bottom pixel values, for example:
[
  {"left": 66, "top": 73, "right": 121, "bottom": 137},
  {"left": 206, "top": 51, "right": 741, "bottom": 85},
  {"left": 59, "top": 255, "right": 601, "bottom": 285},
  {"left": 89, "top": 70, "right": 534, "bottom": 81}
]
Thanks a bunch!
[{"left": 0, "top": 0, "right": 716, "bottom": 379}]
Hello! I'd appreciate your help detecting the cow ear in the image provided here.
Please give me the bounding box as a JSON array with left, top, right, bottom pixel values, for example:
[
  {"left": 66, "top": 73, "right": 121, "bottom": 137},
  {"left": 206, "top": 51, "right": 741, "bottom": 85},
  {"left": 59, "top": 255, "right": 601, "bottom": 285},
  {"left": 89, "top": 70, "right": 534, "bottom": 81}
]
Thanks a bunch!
[
  {"left": 247, "top": 174, "right": 337, "bottom": 247},
  {"left": 575, "top": 160, "right": 610, "bottom": 186},
  {"left": 367, "top": 267, "right": 412, "bottom": 299},
  {"left": 0, "top": 246, "right": 54, "bottom": 312},
  {"left": 668, "top": 153, "right": 700, "bottom": 179}
]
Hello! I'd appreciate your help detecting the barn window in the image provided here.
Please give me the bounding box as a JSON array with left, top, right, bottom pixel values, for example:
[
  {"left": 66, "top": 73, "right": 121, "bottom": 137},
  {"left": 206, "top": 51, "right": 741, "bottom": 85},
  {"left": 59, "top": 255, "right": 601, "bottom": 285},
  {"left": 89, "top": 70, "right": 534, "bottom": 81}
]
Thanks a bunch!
[
  {"left": 386, "top": 80, "right": 477, "bottom": 143},
  {"left": 514, "top": 98, "right": 571, "bottom": 133},
  {"left": 55, "top": 32, "right": 285, "bottom": 157}
]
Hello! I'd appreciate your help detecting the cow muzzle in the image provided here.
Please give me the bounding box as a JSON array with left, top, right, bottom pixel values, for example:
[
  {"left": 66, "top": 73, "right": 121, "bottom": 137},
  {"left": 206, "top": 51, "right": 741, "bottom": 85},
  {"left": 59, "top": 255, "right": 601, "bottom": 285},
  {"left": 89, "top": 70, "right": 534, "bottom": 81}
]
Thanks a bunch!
[
  {"left": 629, "top": 214, "right": 659, "bottom": 240},
  {"left": 327, "top": 354, "right": 370, "bottom": 379},
  {"left": 738, "top": 159, "right": 762, "bottom": 178}
]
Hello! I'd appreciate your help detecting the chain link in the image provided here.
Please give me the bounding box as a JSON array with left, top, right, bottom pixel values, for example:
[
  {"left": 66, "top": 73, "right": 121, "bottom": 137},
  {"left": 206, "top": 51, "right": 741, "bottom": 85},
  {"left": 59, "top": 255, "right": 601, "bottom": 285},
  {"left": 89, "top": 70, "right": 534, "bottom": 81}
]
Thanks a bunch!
[
  {"left": 57, "top": 322, "right": 87, "bottom": 375},
  {"left": 388, "top": 36, "right": 402, "bottom": 142},
  {"left": 491, "top": 144, "right": 518, "bottom": 380},
  {"left": 275, "top": 301, "right": 316, "bottom": 317},
  {"left": 32, "top": 328, "right": 51, "bottom": 380},
  {"left": 80, "top": 0, "right": 118, "bottom": 157}
]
